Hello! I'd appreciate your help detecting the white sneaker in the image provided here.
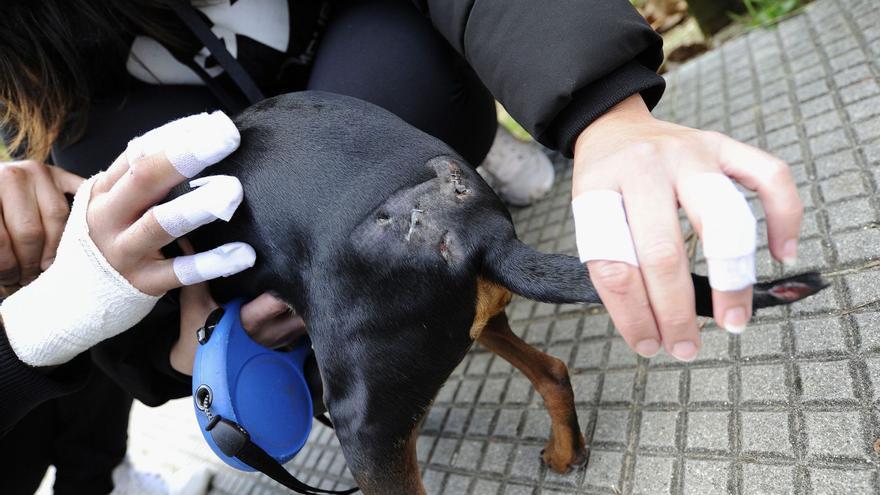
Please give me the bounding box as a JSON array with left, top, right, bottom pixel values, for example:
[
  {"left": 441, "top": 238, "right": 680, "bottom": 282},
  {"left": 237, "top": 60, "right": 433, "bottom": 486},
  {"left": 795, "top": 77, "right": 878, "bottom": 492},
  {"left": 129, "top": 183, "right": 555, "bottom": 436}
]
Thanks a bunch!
[
  {"left": 478, "top": 127, "right": 555, "bottom": 206},
  {"left": 110, "top": 458, "right": 212, "bottom": 495},
  {"left": 111, "top": 458, "right": 169, "bottom": 495}
]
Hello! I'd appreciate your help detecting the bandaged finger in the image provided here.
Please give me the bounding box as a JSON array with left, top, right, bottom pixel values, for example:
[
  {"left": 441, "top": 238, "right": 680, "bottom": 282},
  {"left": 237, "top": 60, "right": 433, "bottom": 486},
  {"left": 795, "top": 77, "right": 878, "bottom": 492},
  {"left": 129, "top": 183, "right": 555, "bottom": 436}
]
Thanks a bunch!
[
  {"left": 152, "top": 175, "right": 244, "bottom": 238},
  {"left": 173, "top": 242, "right": 256, "bottom": 286},
  {"left": 126, "top": 111, "right": 240, "bottom": 178},
  {"left": 572, "top": 190, "right": 639, "bottom": 266},
  {"left": 683, "top": 173, "right": 757, "bottom": 291}
]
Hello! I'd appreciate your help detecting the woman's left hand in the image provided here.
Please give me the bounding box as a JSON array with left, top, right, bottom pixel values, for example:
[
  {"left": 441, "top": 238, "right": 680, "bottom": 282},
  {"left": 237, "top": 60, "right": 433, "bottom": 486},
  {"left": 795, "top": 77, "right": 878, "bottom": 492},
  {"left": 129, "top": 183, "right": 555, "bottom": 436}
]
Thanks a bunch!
[{"left": 572, "top": 95, "right": 802, "bottom": 361}]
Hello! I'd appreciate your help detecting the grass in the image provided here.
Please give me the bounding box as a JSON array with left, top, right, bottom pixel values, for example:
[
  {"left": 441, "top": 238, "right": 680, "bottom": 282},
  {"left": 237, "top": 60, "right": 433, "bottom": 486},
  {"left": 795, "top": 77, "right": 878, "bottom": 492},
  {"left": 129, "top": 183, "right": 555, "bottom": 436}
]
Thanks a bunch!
[{"left": 731, "top": 0, "right": 805, "bottom": 27}]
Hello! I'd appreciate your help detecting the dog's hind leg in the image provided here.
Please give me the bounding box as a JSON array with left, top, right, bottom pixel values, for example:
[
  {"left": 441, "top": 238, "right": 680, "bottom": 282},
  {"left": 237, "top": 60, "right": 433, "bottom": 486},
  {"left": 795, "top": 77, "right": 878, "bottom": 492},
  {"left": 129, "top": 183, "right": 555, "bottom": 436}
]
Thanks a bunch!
[
  {"left": 477, "top": 312, "right": 587, "bottom": 473},
  {"left": 309, "top": 318, "right": 473, "bottom": 495}
]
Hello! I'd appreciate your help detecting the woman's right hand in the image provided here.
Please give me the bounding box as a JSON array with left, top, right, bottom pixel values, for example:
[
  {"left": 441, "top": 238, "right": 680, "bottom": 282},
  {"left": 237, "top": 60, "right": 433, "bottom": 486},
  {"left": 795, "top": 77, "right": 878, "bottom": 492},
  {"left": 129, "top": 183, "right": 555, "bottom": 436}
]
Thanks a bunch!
[
  {"left": 0, "top": 161, "right": 83, "bottom": 288},
  {"left": 0, "top": 111, "right": 251, "bottom": 367}
]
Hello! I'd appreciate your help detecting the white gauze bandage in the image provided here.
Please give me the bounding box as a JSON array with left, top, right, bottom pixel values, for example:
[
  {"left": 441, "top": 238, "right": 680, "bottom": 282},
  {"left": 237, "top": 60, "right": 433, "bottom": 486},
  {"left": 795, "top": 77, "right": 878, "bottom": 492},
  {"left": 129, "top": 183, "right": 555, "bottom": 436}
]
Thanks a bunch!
[
  {"left": 173, "top": 242, "right": 257, "bottom": 286},
  {"left": 126, "top": 111, "right": 240, "bottom": 178},
  {"left": 572, "top": 190, "right": 639, "bottom": 266},
  {"left": 0, "top": 177, "right": 162, "bottom": 367},
  {"left": 683, "top": 173, "right": 757, "bottom": 292},
  {"left": 152, "top": 175, "right": 244, "bottom": 238}
]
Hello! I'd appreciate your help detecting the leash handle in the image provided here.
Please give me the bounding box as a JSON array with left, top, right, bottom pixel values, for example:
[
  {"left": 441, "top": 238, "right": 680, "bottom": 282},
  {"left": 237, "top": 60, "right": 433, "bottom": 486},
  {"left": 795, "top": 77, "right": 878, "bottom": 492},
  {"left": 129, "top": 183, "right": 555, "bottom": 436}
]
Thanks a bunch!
[{"left": 207, "top": 416, "right": 359, "bottom": 495}]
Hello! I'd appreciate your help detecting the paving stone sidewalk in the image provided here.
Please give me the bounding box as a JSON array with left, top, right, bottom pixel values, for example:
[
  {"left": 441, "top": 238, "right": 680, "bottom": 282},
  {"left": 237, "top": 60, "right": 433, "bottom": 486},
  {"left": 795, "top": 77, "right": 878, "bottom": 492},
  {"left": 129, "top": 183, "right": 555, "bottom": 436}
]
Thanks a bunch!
[{"left": 126, "top": 0, "right": 880, "bottom": 493}]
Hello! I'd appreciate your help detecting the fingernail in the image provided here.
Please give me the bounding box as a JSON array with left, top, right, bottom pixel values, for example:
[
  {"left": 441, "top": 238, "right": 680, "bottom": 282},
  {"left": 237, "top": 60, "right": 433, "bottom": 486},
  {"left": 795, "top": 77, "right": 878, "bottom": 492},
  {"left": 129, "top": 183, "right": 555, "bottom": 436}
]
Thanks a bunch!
[
  {"left": 41, "top": 258, "right": 55, "bottom": 271},
  {"left": 671, "top": 341, "right": 698, "bottom": 362},
  {"left": 723, "top": 307, "right": 748, "bottom": 334},
  {"left": 782, "top": 239, "right": 797, "bottom": 267},
  {"left": 635, "top": 339, "right": 661, "bottom": 358}
]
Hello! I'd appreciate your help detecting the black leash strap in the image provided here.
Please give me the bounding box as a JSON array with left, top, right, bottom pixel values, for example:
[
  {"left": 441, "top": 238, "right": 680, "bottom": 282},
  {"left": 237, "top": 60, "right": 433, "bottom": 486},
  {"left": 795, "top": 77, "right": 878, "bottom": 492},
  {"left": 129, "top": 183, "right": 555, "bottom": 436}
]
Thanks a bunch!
[
  {"left": 171, "top": 3, "right": 266, "bottom": 107},
  {"left": 207, "top": 416, "right": 358, "bottom": 495}
]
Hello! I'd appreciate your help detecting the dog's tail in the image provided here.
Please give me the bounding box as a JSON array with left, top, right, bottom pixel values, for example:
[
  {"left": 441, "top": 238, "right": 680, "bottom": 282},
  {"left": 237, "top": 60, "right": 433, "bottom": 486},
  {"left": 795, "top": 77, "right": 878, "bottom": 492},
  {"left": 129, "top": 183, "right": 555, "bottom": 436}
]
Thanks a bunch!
[
  {"left": 483, "top": 239, "right": 828, "bottom": 311},
  {"left": 483, "top": 239, "right": 600, "bottom": 304}
]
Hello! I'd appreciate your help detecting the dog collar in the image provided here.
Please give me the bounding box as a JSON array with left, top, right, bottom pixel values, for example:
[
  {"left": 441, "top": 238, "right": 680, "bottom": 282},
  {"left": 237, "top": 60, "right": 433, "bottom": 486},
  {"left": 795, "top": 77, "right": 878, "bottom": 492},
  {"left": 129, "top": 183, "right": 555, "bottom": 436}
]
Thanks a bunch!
[{"left": 192, "top": 299, "right": 358, "bottom": 494}]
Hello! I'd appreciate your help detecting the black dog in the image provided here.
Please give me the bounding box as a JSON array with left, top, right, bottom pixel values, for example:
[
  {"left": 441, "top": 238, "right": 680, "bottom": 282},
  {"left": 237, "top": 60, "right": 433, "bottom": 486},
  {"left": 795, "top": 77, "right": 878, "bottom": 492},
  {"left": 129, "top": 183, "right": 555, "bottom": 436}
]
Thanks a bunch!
[{"left": 178, "top": 91, "right": 825, "bottom": 494}]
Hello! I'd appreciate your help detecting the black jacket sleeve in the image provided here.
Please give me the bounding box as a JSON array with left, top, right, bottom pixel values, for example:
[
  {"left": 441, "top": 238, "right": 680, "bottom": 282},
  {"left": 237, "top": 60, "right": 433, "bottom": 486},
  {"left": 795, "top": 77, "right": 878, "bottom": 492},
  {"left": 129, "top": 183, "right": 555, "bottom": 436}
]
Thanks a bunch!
[
  {"left": 0, "top": 325, "right": 92, "bottom": 435},
  {"left": 411, "top": 0, "right": 665, "bottom": 157},
  {"left": 0, "top": 292, "right": 189, "bottom": 435}
]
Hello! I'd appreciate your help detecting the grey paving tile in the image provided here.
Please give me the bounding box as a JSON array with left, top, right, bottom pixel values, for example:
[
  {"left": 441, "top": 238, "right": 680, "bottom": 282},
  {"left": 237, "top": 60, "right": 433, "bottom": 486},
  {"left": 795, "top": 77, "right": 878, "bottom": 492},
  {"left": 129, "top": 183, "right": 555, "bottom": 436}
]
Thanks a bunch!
[
  {"left": 683, "top": 459, "right": 730, "bottom": 495},
  {"left": 796, "top": 315, "right": 846, "bottom": 355},
  {"left": 740, "top": 323, "right": 785, "bottom": 360},
  {"left": 582, "top": 451, "right": 624, "bottom": 492},
  {"left": 481, "top": 442, "right": 513, "bottom": 474},
  {"left": 599, "top": 371, "right": 636, "bottom": 404},
  {"left": 741, "top": 412, "right": 793, "bottom": 455},
  {"left": 741, "top": 464, "right": 795, "bottom": 495},
  {"left": 741, "top": 364, "right": 789, "bottom": 403},
  {"left": 444, "top": 474, "right": 471, "bottom": 494},
  {"left": 472, "top": 479, "right": 501, "bottom": 495},
  {"left": 809, "top": 468, "right": 876, "bottom": 494},
  {"left": 827, "top": 198, "right": 877, "bottom": 232},
  {"left": 644, "top": 370, "right": 683, "bottom": 405},
  {"left": 592, "top": 409, "right": 630, "bottom": 446},
  {"left": 639, "top": 411, "right": 679, "bottom": 450},
  {"left": 855, "top": 311, "right": 880, "bottom": 353},
  {"left": 509, "top": 444, "right": 543, "bottom": 483},
  {"left": 632, "top": 455, "right": 675, "bottom": 495},
  {"left": 685, "top": 411, "right": 731, "bottom": 452},
  {"left": 799, "top": 360, "right": 856, "bottom": 401},
  {"left": 689, "top": 367, "right": 729, "bottom": 404},
  {"left": 804, "top": 411, "right": 868, "bottom": 459}
]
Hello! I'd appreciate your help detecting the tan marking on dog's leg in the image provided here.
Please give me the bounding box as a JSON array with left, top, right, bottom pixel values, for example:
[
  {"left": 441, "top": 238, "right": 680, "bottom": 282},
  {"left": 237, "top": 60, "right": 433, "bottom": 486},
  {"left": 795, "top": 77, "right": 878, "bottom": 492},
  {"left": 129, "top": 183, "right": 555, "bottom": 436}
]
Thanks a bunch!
[
  {"left": 477, "top": 312, "right": 587, "bottom": 473},
  {"left": 469, "top": 277, "right": 513, "bottom": 340},
  {"left": 353, "top": 427, "right": 426, "bottom": 495}
]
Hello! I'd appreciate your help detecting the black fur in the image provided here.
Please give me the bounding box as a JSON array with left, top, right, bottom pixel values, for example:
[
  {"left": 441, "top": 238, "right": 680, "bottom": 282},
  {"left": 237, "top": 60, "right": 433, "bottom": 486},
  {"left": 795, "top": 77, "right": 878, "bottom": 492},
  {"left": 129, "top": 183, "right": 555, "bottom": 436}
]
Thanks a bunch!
[{"left": 174, "top": 92, "right": 825, "bottom": 491}]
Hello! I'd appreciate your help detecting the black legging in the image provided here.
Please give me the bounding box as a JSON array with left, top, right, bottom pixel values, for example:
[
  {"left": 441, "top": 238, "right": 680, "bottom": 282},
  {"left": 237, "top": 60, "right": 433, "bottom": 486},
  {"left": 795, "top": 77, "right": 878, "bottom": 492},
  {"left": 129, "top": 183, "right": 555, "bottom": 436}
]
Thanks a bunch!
[
  {"left": 53, "top": 0, "right": 497, "bottom": 174},
  {"left": 0, "top": 371, "right": 133, "bottom": 495}
]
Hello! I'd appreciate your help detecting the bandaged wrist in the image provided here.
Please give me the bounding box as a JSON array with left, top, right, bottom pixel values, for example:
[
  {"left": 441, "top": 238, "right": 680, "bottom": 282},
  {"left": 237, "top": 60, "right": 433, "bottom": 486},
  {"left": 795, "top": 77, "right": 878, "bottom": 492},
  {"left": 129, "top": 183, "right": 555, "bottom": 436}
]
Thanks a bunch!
[{"left": 0, "top": 177, "right": 162, "bottom": 367}]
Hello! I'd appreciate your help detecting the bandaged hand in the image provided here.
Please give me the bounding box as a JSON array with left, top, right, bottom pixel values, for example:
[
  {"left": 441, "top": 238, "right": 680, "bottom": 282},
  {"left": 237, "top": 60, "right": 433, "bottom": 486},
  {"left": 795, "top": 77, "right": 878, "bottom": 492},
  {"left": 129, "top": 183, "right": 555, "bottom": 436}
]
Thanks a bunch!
[
  {"left": 1, "top": 112, "right": 256, "bottom": 367},
  {"left": 572, "top": 95, "right": 802, "bottom": 362}
]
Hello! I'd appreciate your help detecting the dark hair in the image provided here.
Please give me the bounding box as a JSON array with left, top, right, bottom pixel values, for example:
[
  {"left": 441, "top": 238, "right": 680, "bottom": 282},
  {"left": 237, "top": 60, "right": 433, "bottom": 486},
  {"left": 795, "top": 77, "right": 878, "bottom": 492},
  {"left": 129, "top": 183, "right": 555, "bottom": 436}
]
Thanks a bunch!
[{"left": 0, "top": 0, "right": 192, "bottom": 160}]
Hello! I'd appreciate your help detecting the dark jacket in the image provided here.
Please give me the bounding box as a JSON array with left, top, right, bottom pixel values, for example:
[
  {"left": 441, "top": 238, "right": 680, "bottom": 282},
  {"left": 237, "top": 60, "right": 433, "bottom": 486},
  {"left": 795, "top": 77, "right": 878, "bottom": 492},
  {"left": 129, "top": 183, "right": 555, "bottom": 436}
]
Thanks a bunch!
[{"left": 411, "top": 0, "right": 665, "bottom": 156}]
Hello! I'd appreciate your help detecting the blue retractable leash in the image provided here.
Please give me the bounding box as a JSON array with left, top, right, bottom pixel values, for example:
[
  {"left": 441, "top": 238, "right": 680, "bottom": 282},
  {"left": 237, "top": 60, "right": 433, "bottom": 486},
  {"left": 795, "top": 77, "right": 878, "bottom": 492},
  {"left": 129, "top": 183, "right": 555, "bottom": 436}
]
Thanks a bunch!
[{"left": 192, "top": 300, "right": 358, "bottom": 495}]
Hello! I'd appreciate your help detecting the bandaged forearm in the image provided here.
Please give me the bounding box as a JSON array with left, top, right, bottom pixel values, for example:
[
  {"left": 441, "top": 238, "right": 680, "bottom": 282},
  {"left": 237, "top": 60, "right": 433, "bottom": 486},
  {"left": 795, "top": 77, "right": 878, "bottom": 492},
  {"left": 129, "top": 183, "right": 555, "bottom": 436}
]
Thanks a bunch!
[{"left": 0, "top": 177, "right": 161, "bottom": 367}]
